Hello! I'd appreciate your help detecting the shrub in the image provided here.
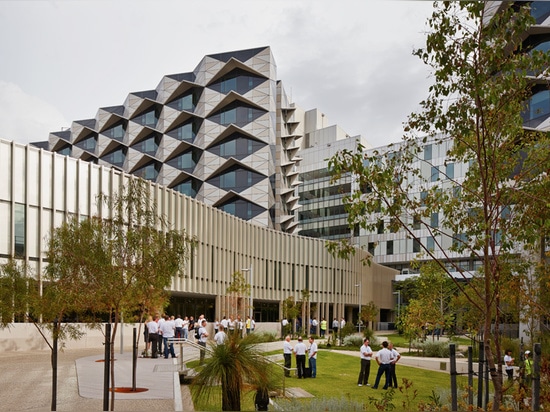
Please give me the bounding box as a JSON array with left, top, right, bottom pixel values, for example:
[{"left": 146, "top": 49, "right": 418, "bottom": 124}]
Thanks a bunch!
[
  {"left": 343, "top": 334, "right": 363, "bottom": 347},
  {"left": 253, "top": 331, "right": 277, "bottom": 343},
  {"left": 413, "top": 340, "right": 450, "bottom": 357}
]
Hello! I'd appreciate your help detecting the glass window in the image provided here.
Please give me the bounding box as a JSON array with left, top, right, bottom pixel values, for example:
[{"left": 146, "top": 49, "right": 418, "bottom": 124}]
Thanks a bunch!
[
  {"left": 167, "top": 120, "right": 199, "bottom": 142},
  {"left": 531, "top": 1, "right": 550, "bottom": 24},
  {"left": 103, "top": 121, "right": 126, "bottom": 141},
  {"left": 168, "top": 150, "right": 200, "bottom": 172},
  {"left": 431, "top": 166, "right": 439, "bottom": 182},
  {"left": 431, "top": 212, "right": 439, "bottom": 228},
  {"left": 413, "top": 239, "right": 421, "bottom": 253},
  {"left": 529, "top": 90, "right": 550, "bottom": 120},
  {"left": 101, "top": 147, "right": 126, "bottom": 168},
  {"left": 424, "top": 144, "right": 432, "bottom": 160},
  {"left": 209, "top": 134, "right": 265, "bottom": 160},
  {"left": 133, "top": 134, "right": 160, "bottom": 155},
  {"left": 218, "top": 198, "right": 265, "bottom": 220},
  {"left": 208, "top": 166, "right": 265, "bottom": 192},
  {"left": 209, "top": 103, "right": 265, "bottom": 127},
  {"left": 445, "top": 163, "right": 454, "bottom": 179},
  {"left": 14, "top": 203, "right": 25, "bottom": 256},
  {"left": 426, "top": 236, "right": 435, "bottom": 251},
  {"left": 386, "top": 240, "right": 393, "bottom": 255},
  {"left": 169, "top": 92, "right": 197, "bottom": 112},
  {"left": 135, "top": 108, "right": 159, "bottom": 127},
  {"left": 209, "top": 69, "right": 266, "bottom": 95},
  {"left": 172, "top": 179, "right": 200, "bottom": 198},
  {"left": 76, "top": 134, "right": 97, "bottom": 152},
  {"left": 134, "top": 163, "right": 159, "bottom": 181}
]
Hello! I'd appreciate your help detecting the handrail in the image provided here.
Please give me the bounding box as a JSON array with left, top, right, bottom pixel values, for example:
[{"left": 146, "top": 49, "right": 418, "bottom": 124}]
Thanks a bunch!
[{"left": 168, "top": 338, "right": 213, "bottom": 372}]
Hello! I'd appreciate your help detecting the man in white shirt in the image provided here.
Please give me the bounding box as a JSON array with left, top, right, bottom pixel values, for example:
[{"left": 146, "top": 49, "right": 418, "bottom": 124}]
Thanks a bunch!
[
  {"left": 214, "top": 324, "right": 227, "bottom": 345},
  {"left": 198, "top": 319, "right": 209, "bottom": 364},
  {"left": 504, "top": 349, "right": 514, "bottom": 381},
  {"left": 308, "top": 336, "right": 318, "bottom": 378},
  {"left": 174, "top": 315, "right": 184, "bottom": 339},
  {"left": 147, "top": 315, "right": 160, "bottom": 358},
  {"left": 388, "top": 342, "right": 401, "bottom": 388},
  {"left": 357, "top": 338, "right": 373, "bottom": 386},
  {"left": 372, "top": 341, "right": 393, "bottom": 389},
  {"left": 283, "top": 335, "right": 293, "bottom": 377},
  {"left": 159, "top": 315, "right": 176, "bottom": 359},
  {"left": 293, "top": 336, "right": 307, "bottom": 379},
  {"left": 221, "top": 316, "right": 229, "bottom": 330}
]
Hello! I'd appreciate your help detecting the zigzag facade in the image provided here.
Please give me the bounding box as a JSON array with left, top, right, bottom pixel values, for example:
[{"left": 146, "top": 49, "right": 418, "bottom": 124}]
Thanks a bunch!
[{"left": 45, "top": 47, "right": 302, "bottom": 233}]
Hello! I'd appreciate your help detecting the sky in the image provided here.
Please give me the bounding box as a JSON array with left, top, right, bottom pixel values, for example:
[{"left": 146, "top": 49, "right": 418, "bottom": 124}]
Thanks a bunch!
[{"left": 0, "top": 1, "right": 435, "bottom": 149}]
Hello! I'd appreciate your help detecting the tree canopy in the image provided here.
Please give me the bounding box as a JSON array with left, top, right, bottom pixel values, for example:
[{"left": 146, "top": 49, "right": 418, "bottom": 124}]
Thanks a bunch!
[{"left": 328, "top": 2, "right": 550, "bottom": 409}]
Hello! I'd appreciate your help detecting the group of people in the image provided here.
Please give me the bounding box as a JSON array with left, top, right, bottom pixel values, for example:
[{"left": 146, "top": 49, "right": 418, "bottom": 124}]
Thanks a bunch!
[
  {"left": 504, "top": 348, "right": 533, "bottom": 387},
  {"left": 144, "top": 313, "right": 209, "bottom": 359},
  {"left": 363, "top": 340, "right": 401, "bottom": 389},
  {"left": 144, "top": 313, "right": 257, "bottom": 361},
  {"left": 283, "top": 335, "right": 318, "bottom": 378}
]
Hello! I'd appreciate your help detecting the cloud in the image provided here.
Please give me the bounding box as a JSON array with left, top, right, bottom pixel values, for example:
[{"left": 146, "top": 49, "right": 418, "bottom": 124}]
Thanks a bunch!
[{"left": 0, "top": 81, "right": 69, "bottom": 144}]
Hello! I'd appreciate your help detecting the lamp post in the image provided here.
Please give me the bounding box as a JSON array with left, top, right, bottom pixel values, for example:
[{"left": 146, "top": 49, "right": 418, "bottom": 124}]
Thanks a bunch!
[
  {"left": 355, "top": 282, "right": 362, "bottom": 333},
  {"left": 241, "top": 265, "right": 253, "bottom": 321},
  {"left": 393, "top": 290, "right": 401, "bottom": 320}
]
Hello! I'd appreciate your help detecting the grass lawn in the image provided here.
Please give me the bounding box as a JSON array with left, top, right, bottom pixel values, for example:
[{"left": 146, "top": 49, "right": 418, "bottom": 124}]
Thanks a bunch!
[{"left": 191, "top": 348, "right": 473, "bottom": 411}]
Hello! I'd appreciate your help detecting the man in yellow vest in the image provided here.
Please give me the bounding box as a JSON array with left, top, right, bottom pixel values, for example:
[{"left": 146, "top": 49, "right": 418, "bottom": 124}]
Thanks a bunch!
[{"left": 320, "top": 318, "right": 327, "bottom": 338}]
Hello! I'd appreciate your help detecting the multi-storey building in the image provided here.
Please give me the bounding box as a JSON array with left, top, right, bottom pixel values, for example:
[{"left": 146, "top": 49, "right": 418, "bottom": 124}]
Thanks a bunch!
[
  {"left": 0, "top": 47, "right": 400, "bottom": 346},
  {"left": 39, "top": 47, "right": 305, "bottom": 234}
]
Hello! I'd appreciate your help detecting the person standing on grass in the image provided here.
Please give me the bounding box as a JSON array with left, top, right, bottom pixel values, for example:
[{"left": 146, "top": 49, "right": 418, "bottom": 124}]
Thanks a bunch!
[
  {"left": 308, "top": 336, "right": 318, "bottom": 378},
  {"left": 283, "top": 335, "right": 293, "bottom": 377},
  {"left": 293, "top": 336, "right": 307, "bottom": 379},
  {"left": 357, "top": 338, "right": 372, "bottom": 386},
  {"left": 372, "top": 341, "right": 392, "bottom": 389},
  {"left": 388, "top": 341, "right": 401, "bottom": 388}
]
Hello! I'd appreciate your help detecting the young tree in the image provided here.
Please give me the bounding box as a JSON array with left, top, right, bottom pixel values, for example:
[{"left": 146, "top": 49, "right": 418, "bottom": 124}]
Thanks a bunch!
[
  {"left": 328, "top": 3, "right": 550, "bottom": 408},
  {"left": 227, "top": 270, "right": 251, "bottom": 322},
  {"left": 46, "top": 178, "right": 196, "bottom": 410},
  {"left": 360, "top": 301, "right": 378, "bottom": 331},
  {"left": 191, "top": 332, "right": 278, "bottom": 411}
]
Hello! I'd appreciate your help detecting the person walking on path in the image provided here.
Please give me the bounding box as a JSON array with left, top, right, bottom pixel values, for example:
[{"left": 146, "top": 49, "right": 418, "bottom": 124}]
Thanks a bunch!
[
  {"left": 293, "top": 336, "right": 307, "bottom": 379},
  {"left": 308, "top": 336, "right": 318, "bottom": 378},
  {"left": 283, "top": 335, "right": 293, "bottom": 377},
  {"left": 357, "top": 338, "right": 372, "bottom": 386},
  {"left": 372, "top": 341, "right": 392, "bottom": 389},
  {"left": 388, "top": 342, "right": 401, "bottom": 388},
  {"left": 504, "top": 349, "right": 514, "bottom": 382}
]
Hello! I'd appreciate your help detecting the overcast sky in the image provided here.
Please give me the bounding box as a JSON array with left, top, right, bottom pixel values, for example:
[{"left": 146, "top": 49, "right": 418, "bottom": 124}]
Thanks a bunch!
[{"left": 0, "top": 1, "right": 435, "bottom": 149}]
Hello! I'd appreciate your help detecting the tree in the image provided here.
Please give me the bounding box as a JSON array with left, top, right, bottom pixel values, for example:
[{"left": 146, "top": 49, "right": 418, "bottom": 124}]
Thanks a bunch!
[
  {"left": 46, "top": 178, "right": 196, "bottom": 410},
  {"left": 226, "top": 270, "right": 251, "bottom": 324},
  {"left": 360, "top": 301, "right": 378, "bottom": 331},
  {"left": 328, "top": 3, "right": 550, "bottom": 408},
  {"left": 191, "top": 332, "right": 279, "bottom": 411}
]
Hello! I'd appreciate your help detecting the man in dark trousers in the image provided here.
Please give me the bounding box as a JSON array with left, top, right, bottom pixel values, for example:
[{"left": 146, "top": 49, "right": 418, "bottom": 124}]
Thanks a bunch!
[
  {"left": 283, "top": 335, "right": 293, "bottom": 377},
  {"left": 293, "top": 336, "right": 307, "bottom": 379}
]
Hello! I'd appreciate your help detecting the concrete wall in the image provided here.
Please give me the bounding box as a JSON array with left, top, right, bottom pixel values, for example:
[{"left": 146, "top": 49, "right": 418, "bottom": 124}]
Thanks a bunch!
[{"left": 0, "top": 321, "right": 284, "bottom": 352}]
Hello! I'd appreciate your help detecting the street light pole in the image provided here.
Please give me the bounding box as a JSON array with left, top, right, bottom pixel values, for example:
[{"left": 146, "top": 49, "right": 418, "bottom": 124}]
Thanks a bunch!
[
  {"left": 242, "top": 265, "right": 253, "bottom": 321},
  {"left": 355, "top": 283, "right": 362, "bottom": 333}
]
